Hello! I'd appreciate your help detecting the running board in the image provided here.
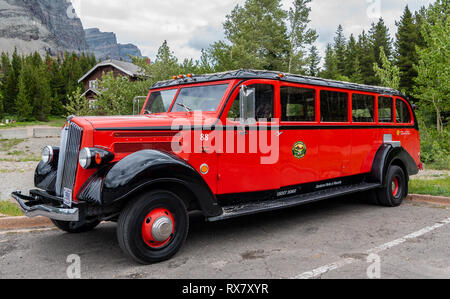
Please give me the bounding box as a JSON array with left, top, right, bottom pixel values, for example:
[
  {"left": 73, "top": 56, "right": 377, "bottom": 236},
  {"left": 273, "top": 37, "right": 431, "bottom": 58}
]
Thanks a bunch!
[{"left": 208, "top": 182, "right": 380, "bottom": 222}]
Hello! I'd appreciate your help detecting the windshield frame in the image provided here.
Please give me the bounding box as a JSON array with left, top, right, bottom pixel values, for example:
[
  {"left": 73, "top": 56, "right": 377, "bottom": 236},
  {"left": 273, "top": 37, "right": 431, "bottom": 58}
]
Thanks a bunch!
[
  {"left": 142, "top": 80, "right": 234, "bottom": 115},
  {"left": 169, "top": 82, "right": 232, "bottom": 113}
]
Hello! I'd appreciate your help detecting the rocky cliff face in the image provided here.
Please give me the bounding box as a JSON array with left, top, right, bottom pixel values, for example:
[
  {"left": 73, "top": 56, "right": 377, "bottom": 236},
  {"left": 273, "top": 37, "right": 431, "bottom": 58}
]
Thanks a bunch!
[
  {"left": 0, "top": 0, "right": 143, "bottom": 61},
  {"left": 0, "top": 0, "right": 87, "bottom": 55},
  {"left": 85, "top": 28, "right": 142, "bottom": 62}
]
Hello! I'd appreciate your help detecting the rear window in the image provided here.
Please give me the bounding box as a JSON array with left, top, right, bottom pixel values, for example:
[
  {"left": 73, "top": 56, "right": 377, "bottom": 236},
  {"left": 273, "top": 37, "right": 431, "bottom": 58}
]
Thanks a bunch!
[
  {"left": 378, "top": 96, "right": 393, "bottom": 123},
  {"left": 281, "top": 86, "right": 315, "bottom": 122},
  {"left": 352, "top": 94, "right": 375, "bottom": 123},
  {"left": 396, "top": 99, "right": 412, "bottom": 124},
  {"left": 320, "top": 90, "right": 348, "bottom": 122}
]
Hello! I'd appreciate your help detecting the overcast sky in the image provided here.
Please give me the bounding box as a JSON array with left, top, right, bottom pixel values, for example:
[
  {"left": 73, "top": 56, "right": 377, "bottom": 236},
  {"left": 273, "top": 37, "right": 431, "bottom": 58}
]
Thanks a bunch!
[{"left": 73, "top": 0, "right": 434, "bottom": 63}]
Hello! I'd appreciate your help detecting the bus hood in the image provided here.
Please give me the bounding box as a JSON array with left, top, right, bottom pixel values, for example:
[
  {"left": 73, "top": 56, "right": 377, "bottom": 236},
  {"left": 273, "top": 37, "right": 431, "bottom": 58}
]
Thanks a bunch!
[{"left": 78, "top": 113, "right": 218, "bottom": 130}]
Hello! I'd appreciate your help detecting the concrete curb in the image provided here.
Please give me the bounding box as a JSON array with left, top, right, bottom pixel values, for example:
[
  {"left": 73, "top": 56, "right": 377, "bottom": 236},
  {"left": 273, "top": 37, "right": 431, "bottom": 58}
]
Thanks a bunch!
[
  {"left": 406, "top": 194, "right": 450, "bottom": 206},
  {"left": 0, "top": 216, "right": 53, "bottom": 230},
  {"left": 0, "top": 127, "right": 61, "bottom": 140}
]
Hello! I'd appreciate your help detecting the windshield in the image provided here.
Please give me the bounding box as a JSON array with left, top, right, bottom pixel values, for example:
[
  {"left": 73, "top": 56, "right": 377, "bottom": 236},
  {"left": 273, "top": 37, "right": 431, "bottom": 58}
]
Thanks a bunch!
[
  {"left": 144, "top": 89, "right": 178, "bottom": 113},
  {"left": 171, "top": 84, "right": 229, "bottom": 112}
]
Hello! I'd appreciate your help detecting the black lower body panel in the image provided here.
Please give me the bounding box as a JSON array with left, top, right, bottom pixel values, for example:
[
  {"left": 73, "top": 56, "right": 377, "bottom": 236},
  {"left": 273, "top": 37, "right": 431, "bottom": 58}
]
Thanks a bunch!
[{"left": 209, "top": 182, "right": 380, "bottom": 222}]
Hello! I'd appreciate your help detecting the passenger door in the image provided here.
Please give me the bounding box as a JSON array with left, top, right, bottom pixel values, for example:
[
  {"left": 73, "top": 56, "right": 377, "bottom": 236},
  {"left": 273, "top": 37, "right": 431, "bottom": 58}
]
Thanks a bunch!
[
  {"left": 217, "top": 80, "right": 280, "bottom": 195},
  {"left": 279, "top": 83, "right": 320, "bottom": 187},
  {"left": 318, "top": 89, "right": 352, "bottom": 180}
]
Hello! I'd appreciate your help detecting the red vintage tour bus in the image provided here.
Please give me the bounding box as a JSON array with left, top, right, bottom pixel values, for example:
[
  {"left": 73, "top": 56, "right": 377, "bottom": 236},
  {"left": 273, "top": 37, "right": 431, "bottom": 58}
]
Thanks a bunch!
[{"left": 13, "top": 70, "right": 421, "bottom": 263}]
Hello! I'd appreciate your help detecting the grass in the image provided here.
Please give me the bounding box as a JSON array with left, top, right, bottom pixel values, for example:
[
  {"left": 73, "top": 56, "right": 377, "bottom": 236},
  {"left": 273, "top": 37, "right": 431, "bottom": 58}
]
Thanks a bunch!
[
  {"left": 425, "top": 162, "right": 450, "bottom": 171},
  {"left": 0, "top": 201, "right": 23, "bottom": 217},
  {"left": 0, "top": 156, "right": 41, "bottom": 162},
  {"left": 0, "top": 139, "right": 24, "bottom": 151},
  {"left": 7, "top": 150, "right": 28, "bottom": 156},
  {"left": 409, "top": 177, "right": 450, "bottom": 197},
  {"left": 0, "top": 169, "right": 24, "bottom": 173},
  {"left": 0, "top": 116, "right": 66, "bottom": 130}
]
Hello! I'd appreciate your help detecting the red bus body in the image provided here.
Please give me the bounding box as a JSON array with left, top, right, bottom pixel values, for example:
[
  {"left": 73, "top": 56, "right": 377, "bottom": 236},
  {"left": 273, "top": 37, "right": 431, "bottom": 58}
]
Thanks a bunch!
[
  {"left": 69, "top": 74, "right": 420, "bottom": 204},
  {"left": 13, "top": 70, "right": 421, "bottom": 263}
]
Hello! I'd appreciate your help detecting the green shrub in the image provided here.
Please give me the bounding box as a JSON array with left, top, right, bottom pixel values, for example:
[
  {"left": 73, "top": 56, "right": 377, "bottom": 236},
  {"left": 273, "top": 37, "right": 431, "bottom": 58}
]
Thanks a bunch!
[{"left": 419, "top": 126, "right": 449, "bottom": 170}]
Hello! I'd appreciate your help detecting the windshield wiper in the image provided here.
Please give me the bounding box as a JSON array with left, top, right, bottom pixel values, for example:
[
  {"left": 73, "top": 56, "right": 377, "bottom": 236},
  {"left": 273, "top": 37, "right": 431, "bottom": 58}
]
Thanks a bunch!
[{"left": 177, "top": 103, "right": 193, "bottom": 112}]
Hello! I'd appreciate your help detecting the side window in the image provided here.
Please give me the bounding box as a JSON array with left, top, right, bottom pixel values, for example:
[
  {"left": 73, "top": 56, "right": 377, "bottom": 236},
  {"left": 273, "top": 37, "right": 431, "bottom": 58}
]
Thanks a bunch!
[
  {"left": 320, "top": 90, "right": 348, "bottom": 122},
  {"left": 378, "top": 96, "right": 393, "bottom": 123},
  {"left": 281, "top": 86, "right": 315, "bottom": 122},
  {"left": 396, "top": 99, "right": 412, "bottom": 124},
  {"left": 227, "top": 84, "right": 274, "bottom": 121},
  {"left": 352, "top": 94, "right": 375, "bottom": 123}
]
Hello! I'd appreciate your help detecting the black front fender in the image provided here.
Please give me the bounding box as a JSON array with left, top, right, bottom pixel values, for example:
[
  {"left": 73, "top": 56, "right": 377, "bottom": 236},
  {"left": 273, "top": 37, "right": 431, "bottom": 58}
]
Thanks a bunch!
[
  {"left": 77, "top": 150, "right": 222, "bottom": 217},
  {"left": 34, "top": 161, "right": 57, "bottom": 194}
]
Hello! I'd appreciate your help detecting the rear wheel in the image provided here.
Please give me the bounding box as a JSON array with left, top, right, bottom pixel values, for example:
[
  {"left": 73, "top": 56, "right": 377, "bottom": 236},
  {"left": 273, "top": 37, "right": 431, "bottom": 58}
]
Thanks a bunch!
[
  {"left": 117, "top": 190, "right": 189, "bottom": 264},
  {"left": 374, "top": 165, "right": 407, "bottom": 207},
  {"left": 51, "top": 219, "right": 100, "bottom": 233}
]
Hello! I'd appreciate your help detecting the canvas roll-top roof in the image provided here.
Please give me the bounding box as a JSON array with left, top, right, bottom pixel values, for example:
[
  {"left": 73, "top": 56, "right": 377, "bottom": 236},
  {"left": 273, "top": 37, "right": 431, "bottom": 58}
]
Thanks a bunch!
[{"left": 151, "top": 69, "right": 406, "bottom": 98}]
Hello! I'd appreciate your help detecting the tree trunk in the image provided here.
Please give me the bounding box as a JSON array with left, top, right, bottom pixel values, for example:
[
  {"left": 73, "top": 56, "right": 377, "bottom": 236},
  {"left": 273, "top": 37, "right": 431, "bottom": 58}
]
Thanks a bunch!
[{"left": 432, "top": 95, "right": 443, "bottom": 133}]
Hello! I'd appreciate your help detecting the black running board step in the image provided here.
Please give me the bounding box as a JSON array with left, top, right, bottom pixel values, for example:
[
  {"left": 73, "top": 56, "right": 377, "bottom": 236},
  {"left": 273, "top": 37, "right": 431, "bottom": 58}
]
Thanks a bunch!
[{"left": 208, "top": 182, "right": 380, "bottom": 222}]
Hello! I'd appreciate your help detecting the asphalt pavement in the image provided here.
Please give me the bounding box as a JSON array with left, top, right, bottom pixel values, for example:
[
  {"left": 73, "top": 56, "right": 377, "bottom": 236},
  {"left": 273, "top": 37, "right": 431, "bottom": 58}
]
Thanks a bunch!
[{"left": 0, "top": 197, "right": 449, "bottom": 279}]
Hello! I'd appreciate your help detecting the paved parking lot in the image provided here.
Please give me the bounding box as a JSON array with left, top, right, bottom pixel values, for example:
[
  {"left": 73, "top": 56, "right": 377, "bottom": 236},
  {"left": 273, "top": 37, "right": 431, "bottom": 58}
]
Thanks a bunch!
[{"left": 1, "top": 197, "right": 449, "bottom": 279}]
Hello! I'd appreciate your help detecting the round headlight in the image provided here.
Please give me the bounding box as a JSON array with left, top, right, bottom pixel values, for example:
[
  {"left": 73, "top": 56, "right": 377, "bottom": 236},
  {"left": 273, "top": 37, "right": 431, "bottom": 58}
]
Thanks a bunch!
[
  {"left": 79, "top": 148, "right": 92, "bottom": 169},
  {"left": 42, "top": 146, "right": 54, "bottom": 164}
]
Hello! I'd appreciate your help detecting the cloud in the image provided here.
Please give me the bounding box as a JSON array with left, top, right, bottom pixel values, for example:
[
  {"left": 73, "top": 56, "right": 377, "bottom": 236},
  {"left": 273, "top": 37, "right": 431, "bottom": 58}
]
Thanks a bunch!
[{"left": 75, "top": 0, "right": 434, "bottom": 64}]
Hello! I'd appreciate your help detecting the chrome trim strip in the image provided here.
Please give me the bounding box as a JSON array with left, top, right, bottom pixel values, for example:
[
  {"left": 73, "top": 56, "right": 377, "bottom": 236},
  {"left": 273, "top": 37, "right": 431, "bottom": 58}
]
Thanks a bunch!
[{"left": 55, "top": 126, "right": 68, "bottom": 195}]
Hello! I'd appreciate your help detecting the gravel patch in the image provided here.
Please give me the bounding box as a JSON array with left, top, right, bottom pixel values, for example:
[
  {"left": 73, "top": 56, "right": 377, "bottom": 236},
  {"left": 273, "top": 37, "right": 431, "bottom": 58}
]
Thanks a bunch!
[
  {"left": 411, "top": 169, "right": 449, "bottom": 180},
  {"left": 0, "top": 137, "right": 60, "bottom": 201}
]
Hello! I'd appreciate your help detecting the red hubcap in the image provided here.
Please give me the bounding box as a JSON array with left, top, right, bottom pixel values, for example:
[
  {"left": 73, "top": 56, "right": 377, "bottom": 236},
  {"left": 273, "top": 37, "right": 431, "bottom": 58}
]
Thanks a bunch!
[
  {"left": 392, "top": 177, "right": 400, "bottom": 197},
  {"left": 142, "top": 208, "right": 175, "bottom": 248}
]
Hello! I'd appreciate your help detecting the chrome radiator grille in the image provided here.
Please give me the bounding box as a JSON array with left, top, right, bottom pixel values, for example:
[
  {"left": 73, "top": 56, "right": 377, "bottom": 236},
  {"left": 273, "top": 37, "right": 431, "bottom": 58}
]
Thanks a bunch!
[{"left": 55, "top": 123, "right": 83, "bottom": 196}]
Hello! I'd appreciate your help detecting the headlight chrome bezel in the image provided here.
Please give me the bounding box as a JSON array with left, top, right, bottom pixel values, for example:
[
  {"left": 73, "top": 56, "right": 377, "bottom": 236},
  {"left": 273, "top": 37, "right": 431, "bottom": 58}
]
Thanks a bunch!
[
  {"left": 79, "top": 147, "right": 114, "bottom": 169},
  {"left": 78, "top": 147, "right": 92, "bottom": 169},
  {"left": 42, "top": 146, "right": 54, "bottom": 164}
]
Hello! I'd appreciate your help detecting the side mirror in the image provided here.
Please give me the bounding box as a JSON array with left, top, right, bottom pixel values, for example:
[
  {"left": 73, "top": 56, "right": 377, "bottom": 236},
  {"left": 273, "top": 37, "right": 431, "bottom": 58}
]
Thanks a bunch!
[{"left": 239, "top": 85, "right": 256, "bottom": 124}]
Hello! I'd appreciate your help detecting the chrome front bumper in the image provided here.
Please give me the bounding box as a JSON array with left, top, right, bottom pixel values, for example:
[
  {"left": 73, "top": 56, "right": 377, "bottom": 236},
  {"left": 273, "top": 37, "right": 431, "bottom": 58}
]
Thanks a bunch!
[{"left": 11, "top": 191, "right": 79, "bottom": 222}]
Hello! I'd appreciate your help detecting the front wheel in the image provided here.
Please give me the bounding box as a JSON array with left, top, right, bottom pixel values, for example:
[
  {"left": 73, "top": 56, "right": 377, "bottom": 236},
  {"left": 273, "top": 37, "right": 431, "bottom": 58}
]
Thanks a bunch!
[{"left": 117, "top": 190, "right": 189, "bottom": 264}]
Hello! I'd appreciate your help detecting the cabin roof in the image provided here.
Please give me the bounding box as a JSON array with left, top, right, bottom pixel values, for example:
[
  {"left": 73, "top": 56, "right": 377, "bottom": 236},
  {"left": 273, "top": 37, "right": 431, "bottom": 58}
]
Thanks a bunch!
[{"left": 78, "top": 59, "right": 144, "bottom": 83}]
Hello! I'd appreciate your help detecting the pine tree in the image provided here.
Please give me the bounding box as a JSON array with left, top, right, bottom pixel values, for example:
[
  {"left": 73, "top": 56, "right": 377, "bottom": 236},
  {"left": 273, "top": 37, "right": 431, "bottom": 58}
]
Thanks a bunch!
[
  {"left": 307, "top": 45, "right": 320, "bottom": 76},
  {"left": 4, "top": 48, "right": 21, "bottom": 114},
  {"left": 209, "top": 41, "right": 235, "bottom": 72},
  {"left": 344, "top": 34, "right": 359, "bottom": 78},
  {"left": 0, "top": 76, "right": 4, "bottom": 118},
  {"left": 150, "top": 40, "right": 180, "bottom": 81},
  {"left": 369, "top": 18, "right": 393, "bottom": 69},
  {"left": 33, "top": 61, "right": 52, "bottom": 121},
  {"left": 197, "top": 49, "right": 214, "bottom": 74},
  {"left": 334, "top": 25, "right": 347, "bottom": 75},
  {"left": 15, "top": 64, "right": 33, "bottom": 120},
  {"left": 0, "top": 52, "right": 9, "bottom": 117},
  {"left": 287, "top": 0, "right": 318, "bottom": 73},
  {"left": 395, "top": 6, "right": 419, "bottom": 95},
  {"left": 357, "top": 31, "right": 377, "bottom": 85},
  {"left": 321, "top": 43, "right": 338, "bottom": 79},
  {"left": 222, "top": 0, "right": 289, "bottom": 70}
]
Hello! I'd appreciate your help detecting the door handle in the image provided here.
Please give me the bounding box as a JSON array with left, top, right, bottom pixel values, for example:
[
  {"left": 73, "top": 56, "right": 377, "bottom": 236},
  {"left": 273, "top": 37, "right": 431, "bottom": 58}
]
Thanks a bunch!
[{"left": 276, "top": 131, "right": 283, "bottom": 137}]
